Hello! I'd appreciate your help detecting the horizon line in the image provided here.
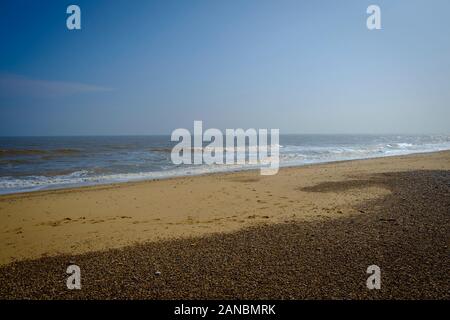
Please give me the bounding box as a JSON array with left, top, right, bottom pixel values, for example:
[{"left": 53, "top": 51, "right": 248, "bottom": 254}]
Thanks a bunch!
[{"left": 1, "top": 132, "right": 449, "bottom": 138}]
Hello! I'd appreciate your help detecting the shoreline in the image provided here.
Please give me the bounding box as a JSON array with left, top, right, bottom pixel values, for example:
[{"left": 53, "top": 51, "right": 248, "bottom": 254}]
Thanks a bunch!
[
  {"left": 1, "top": 157, "right": 449, "bottom": 298},
  {"left": 0, "top": 150, "right": 449, "bottom": 267},
  {"left": 1, "top": 149, "right": 449, "bottom": 198}
]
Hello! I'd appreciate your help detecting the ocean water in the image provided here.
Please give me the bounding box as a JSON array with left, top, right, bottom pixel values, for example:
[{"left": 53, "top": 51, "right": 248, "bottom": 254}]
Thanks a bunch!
[{"left": 1, "top": 134, "right": 449, "bottom": 194}]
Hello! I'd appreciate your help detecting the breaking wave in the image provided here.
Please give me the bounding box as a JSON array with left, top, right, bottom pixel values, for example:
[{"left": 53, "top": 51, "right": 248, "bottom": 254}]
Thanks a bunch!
[{"left": 1, "top": 134, "right": 449, "bottom": 194}]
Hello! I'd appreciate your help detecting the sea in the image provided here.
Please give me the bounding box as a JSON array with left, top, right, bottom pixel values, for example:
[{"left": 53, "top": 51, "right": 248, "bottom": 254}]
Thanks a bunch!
[{"left": 1, "top": 134, "right": 449, "bottom": 195}]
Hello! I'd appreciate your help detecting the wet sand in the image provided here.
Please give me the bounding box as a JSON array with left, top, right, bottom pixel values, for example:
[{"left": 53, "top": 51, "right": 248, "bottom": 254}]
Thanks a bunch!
[{"left": 0, "top": 151, "right": 449, "bottom": 299}]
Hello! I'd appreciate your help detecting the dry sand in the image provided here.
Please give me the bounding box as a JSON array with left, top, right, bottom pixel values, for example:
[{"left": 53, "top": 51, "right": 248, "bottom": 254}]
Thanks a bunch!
[
  {"left": 0, "top": 151, "right": 449, "bottom": 299},
  {"left": 0, "top": 151, "right": 449, "bottom": 265}
]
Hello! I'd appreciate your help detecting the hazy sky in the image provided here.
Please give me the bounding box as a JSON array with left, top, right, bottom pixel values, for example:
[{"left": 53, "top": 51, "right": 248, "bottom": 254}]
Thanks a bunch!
[{"left": 0, "top": 0, "right": 449, "bottom": 136}]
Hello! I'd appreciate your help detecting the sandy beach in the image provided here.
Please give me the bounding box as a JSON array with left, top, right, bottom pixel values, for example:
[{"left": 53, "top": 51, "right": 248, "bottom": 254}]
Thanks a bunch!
[{"left": 0, "top": 151, "right": 449, "bottom": 299}]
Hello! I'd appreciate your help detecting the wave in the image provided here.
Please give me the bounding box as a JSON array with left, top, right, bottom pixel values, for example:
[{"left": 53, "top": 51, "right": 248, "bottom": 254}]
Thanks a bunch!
[
  {"left": 0, "top": 149, "right": 48, "bottom": 157},
  {"left": 0, "top": 148, "right": 81, "bottom": 157},
  {"left": 386, "top": 143, "right": 413, "bottom": 148},
  {"left": 0, "top": 159, "right": 35, "bottom": 165},
  {"left": 278, "top": 141, "right": 450, "bottom": 165},
  {"left": 0, "top": 167, "right": 229, "bottom": 194},
  {"left": 147, "top": 147, "right": 173, "bottom": 153},
  {"left": 149, "top": 144, "right": 283, "bottom": 153},
  {"left": 53, "top": 148, "right": 82, "bottom": 155},
  {"left": 1, "top": 137, "right": 449, "bottom": 195}
]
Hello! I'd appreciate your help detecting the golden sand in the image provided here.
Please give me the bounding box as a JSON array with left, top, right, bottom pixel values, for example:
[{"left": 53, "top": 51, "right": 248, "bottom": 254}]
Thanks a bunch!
[{"left": 1, "top": 151, "right": 449, "bottom": 265}]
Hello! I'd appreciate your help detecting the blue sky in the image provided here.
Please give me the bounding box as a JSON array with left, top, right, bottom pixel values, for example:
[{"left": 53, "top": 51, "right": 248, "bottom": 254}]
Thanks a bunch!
[{"left": 0, "top": 0, "right": 449, "bottom": 135}]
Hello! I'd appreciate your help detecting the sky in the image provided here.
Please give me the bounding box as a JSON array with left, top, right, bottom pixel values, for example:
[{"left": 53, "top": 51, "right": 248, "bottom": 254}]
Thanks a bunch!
[{"left": 0, "top": 0, "right": 449, "bottom": 136}]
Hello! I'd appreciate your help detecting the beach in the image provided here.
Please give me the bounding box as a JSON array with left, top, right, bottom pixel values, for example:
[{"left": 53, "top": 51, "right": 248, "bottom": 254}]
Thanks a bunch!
[{"left": 0, "top": 151, "right": 449, "bottom": 299}]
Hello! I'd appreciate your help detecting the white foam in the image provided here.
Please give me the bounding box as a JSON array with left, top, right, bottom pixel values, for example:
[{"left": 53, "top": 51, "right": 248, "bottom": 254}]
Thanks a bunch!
[{"left": 1, "top": 138, "right": 449, "bottom": 195}]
